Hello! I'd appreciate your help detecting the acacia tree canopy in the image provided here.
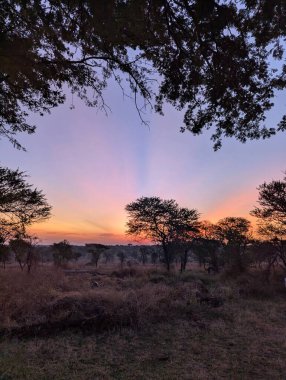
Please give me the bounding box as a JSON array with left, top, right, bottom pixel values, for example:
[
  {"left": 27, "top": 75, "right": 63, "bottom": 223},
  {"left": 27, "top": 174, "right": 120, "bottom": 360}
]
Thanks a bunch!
[
  {"left": 0, "top": 166, "right": 52, "bottom": 238},
  {"left": 52, "top": 239, "right": 73, "bottom": 265},
  {"left": 86, "top": 243, "right": 109, "bottom": 267},
  {"left": 250, "top": 174, "right": 286, "bottom": 269},
  {"left": 215, "top": 216, "right": 252, "bottom": 271},
  {"left": 125, "top": 196, "right": 199, "bottom": 270},
  {"left": 215, "top": 217, "right": 252, "bottom": 246},
  {"left": 192, "top": 220, "right": 222, "bottom": 271},
  {"left": 251, "top": 174, "right": 286, "bottom": 238},
  {"left": 1, "top": 1, "right": 286, "bottom": 149}
]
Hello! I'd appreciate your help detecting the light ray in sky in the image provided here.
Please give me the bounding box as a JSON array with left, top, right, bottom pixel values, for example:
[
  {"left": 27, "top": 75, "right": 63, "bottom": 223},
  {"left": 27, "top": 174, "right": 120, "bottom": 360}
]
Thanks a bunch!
[{"left": 0, "top": 81, "right": 285, "bottom": 244}]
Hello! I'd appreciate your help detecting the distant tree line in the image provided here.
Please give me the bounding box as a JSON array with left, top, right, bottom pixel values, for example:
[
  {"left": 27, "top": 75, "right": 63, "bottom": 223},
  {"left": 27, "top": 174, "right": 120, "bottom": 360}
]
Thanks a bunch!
[
  {"left": 125, "top": 173, "right": 286, "bottom": 276},
  {"left": 1, "top": 168, "right": 286, "bottom": 278}
]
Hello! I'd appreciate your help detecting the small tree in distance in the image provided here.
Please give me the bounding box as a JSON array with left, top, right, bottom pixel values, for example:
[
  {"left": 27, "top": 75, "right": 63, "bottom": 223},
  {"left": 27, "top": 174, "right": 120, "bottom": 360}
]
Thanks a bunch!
[
  {"left": 9, "top": 237, "right": 31, "bottom": 271},
  {"left": 125, "top": 197, "right": 200, "bottom": 271},
  {"left": 139, "top": 247, "right": 149, "bottom": 265},
  {"left": 215, "top": 217, "right": 252, "bottom": 273},
  {"left": 52, "top": 240, "right": 73, "bottom": 266},
  {"left": 117, "top": 251, "right": 126, "bottom": 269},
  {"left": 86, "top": 244, "right": 109, "bottom": 268},
  {"left": 9, "top": 235, "right": 39, "bottom": 272},
  {"left": 192, "top": 220, "right": 223, "bottom": 273}
]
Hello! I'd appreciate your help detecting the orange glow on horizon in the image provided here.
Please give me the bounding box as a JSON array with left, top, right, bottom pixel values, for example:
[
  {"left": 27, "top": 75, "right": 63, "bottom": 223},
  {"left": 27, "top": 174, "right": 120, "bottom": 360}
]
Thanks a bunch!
[
  {"left": 29, "top": 186, "right": 259, "bottom": 245},
  {"left": 29, "top": 218, "right": 130, "bottom": 245},
  {"left": 204, "top": 188, "right": 257, "bottom": 223}
]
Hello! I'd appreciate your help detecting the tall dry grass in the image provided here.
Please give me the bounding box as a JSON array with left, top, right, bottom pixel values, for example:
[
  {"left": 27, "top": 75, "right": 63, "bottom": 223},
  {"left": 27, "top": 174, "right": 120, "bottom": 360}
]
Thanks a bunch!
[
  {"left": 0, "top": 267, "right": 91, "bottom": 328},
  {"left": 0, "top": 266, "right": 198, "bottom": 332},
  {"left": 0, "top": 264, "right": 284, "bottom": 334}
]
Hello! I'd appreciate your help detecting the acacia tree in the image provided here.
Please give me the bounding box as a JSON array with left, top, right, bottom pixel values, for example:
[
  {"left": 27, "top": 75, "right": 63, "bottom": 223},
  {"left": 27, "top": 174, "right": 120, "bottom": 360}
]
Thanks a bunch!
[
  {"left": 251, "top": 174, "right": 286, "bottom": 269},
  {"left": 249, "top": 240, "right": 278, "bottom": 279},
  {"left": 9, "top": 237, "right": 29, "bottom": 271},
  {"left": 2, "top": 1, "right": 286, "bottom": 149},
  {"left": 192, "top": 221, "right": 222, "bottom": 272},
  {"left": 0, "top": 166, "right": 51, "bottom": 239},
  {"left": 125, "top": 197, "right": 200, "bottom": 271},
  {"left": 86, "top": 243, "right": 109, "bottom": 267},
  {"left": 0, "top": 166, "right": 50, "bottom": 271},
  {"left": 215, "top": 217, "right": 252, "bottom": 273},
  {"left": 139, "top": 246, "right": 149, "bottom": 265},
  {"left": 9, "top": 235, "right": 39, "bottom": 272},
  {"left": 52, "top": 240, "right": 73, "bottom": 266},
  {"left": 117, "top": 251, "right": 126, "bottom": 269}
]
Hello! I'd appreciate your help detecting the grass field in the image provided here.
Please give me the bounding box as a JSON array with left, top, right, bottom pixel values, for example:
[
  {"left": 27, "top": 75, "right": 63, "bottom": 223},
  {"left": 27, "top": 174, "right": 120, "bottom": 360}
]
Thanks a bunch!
[{"left": 0, "top": 264, "right": 286, "bottom": 379}]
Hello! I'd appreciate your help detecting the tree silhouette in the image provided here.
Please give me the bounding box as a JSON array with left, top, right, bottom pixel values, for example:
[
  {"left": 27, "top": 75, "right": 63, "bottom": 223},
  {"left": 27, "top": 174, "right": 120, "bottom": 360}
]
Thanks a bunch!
[
  {"left": 0, "top": 166, "right": 51, "bottom": 237},
  {"left": 9, "top": 235, "right": 39, "bottom": 272},
  {"left": 86, "top": 243, "right": 109, "bottom": 267},
  {"left": 2, "top": 1, "right": 286, "bottom": 149},
  {"left": 192, "top": 221, "right": 222, "bottom": 272},
  {"left": 52, "top": 240, "right": 73, "bottom": 266},
  {"left": 251, "top": 174, "right": 286, "bottom": 268},
  {"left": 126, "top": 196, "right": 199, "bottom": 271},
  {"left": 215, "top": 217, "right": 252, "bottom": 272},
  {"left": 251, "top": 174, "right": 286, "bottom": 236},
  {"left": 9, "top": 237, "right": 30, "bottom": 271}
]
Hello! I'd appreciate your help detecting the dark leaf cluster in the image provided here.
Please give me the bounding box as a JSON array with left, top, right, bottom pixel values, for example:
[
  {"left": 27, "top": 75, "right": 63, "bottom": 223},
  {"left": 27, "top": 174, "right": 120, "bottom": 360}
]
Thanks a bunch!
[
  {"left": 0, "top": 165, "right": 52, "bottom": 238},
  {"left": 1, "top": 1, "right": 286, "bottom": 148}
]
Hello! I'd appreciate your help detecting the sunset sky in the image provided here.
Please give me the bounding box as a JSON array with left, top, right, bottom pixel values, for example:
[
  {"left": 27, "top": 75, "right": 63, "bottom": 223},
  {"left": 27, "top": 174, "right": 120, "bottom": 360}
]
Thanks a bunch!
[{"left": 1, "top": 80, "right": 285, "bottom": 245}]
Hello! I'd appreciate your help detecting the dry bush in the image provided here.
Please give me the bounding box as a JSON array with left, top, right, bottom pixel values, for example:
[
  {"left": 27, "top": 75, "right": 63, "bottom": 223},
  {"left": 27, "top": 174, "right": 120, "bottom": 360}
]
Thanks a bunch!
[
  {"left": 208, "top": 285, "right": 236, "bottom": 300},
  {"left": 235, "top": 274, "right": 283, "bottom": 298},
  {"left": 0, "top": 264, "right": 198, "bottom": 333},
  {"left": 24, "top": 282, "right": 194, "bottom": 332},
  {"left": 218, "top": 270, "right": 286, "bottom": 299},
  {"left": 5, "top": 263, "right": 284, "bottom": 335},
  {"left": 111, "top": 266, "right": 154, "bottom": 279},
  {"left": 0, "top": 267, "right": 92, "bottom": 328}
]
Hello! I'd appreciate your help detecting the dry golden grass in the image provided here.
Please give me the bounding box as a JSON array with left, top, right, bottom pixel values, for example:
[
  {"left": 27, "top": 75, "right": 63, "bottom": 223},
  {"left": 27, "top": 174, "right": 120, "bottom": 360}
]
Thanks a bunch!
[
  {"left": 0, "top": 266, "right": 92, "bottom": 328},
  {"left": 1, "top": 264, "right": 286, "bottom": 379},
  {"left": 0, "top": 265, "right": 202, "bottom": 334}
]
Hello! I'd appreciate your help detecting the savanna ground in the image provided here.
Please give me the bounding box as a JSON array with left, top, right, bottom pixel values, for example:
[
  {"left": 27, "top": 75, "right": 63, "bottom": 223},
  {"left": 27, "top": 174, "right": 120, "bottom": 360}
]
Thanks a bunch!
[{"left": 0, "top": 263, "right": 286, "bottom": 380}]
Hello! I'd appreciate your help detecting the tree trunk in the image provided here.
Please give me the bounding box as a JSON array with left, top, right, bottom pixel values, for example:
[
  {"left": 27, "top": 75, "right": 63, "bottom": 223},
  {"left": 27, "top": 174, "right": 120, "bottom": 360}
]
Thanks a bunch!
[
  {"left": 166, "top": 260, "right": 170, "bottom": 271},
  {"left": 180, "top": 250, "right": 188, "bottom": 273},
  {"left": 162, "top": 243, "right": 171, "bottom": 271}
]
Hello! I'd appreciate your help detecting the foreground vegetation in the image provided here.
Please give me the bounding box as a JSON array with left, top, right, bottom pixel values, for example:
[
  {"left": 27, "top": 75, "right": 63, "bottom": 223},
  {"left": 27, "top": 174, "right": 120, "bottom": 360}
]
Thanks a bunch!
[{"left": 0, "top": 264, "right": 286, "bottom": 379}]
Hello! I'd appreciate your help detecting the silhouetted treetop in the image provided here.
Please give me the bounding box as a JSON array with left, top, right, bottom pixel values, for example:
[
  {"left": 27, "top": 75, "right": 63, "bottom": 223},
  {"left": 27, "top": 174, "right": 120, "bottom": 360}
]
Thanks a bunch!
[
  {"left": 1, "top": 1, "right": 286, "bottom": 149},
  {"left": 251, "top": 175, "right": 286, "bottom": 218},
  {"left": 0, "top": 166, "right": 51, "bottom": 236},
  {"left": 125, "top": 196, "right": 199, "bottom": 242},
  {"left": 125, "top": 196, "right": 199, "bottom": 270},
  {"left": 215, "top": 217, "right": 252, "bottom": 245},
  {"left": 251, "top": 173, "right": 286, "bottom": 237}
]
